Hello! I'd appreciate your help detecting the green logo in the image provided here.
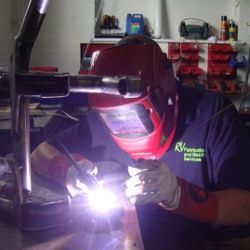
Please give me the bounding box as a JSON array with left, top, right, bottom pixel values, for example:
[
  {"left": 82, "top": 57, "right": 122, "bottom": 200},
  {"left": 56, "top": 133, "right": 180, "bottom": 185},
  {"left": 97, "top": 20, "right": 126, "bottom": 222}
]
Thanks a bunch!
[
  {"left": 175, "top": 141, "right": 186, "bottom": 152},
  {"left": 175, "top": 141, "right": 205, "bottom": 163}
]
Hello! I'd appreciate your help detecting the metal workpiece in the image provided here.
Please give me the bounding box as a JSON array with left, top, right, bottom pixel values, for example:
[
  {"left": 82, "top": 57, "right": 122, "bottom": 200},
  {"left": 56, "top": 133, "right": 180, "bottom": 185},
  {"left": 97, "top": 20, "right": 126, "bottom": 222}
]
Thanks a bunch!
[
  {"left": 11, "top": 0, "right": 52, "bottom": 196},
  {"left": 15, "top": 72, "right": 70, "bottom": 97},
  {"left": 0, "top": 199, "right": 144, "bottom": 249},
  {"left": 19, "top": 97, "right": 32, "bottom": 193},
  {"left": 70, "top": 75, "right": 142, "bottom": 98},
  {"left": 14, "top": 72, "right": 142, "bottom": 98},
  {"left": 3, "top": 0, "right": 145, "bottom": 248},
  {"left": 62, "top": 208, "right": 144, "bottom": 250},
  {"left": 17, "top": 184, "right": 71, "bottom": 231},
  {"left": 0, "top": 157, "right": 144, "bottom": 248}
]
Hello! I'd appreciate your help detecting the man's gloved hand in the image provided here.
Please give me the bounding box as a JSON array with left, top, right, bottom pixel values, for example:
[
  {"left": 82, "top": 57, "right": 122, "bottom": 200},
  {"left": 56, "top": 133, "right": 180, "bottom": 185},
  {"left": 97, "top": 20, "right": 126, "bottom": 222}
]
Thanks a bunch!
[
  {"left": 66, "top": 158, "right": 98, "bottom": 197},
  {"left": 125, "top": 159, "right": 181, "bottom": 209},
  {"left": 36, "top": 152, "right": 98, "bottom": 196}
]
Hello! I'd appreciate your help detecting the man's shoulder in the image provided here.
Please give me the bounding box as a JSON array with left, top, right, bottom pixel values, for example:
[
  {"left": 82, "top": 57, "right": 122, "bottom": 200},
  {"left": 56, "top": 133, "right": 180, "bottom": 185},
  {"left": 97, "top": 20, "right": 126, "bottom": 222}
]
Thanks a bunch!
[
  {"left": 181, "top": 85, "right": 224, "bottom": 100},
  {"left": 180, "top": 86, "right": 231, "bottom": 111}
]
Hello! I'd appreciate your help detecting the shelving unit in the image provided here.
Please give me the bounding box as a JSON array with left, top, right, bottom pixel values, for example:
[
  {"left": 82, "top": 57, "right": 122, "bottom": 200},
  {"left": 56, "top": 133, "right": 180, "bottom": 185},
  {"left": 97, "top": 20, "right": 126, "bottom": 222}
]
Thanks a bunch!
[
  {"left": 82, "top": 0, "right": 249, "bottom": 98},
  {"left": 94, "top": 0, "right": 241, "bottom": 40},
  {"left": 89, "top": 36, "right": 246, "bottom": 95}
]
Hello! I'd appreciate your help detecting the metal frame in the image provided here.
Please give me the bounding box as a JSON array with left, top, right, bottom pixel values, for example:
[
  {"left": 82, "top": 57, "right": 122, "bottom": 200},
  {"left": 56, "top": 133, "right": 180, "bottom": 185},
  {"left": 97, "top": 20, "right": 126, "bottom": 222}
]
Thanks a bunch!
[{"left": 7, "top": 0, "right": 141, "bottom": 230}]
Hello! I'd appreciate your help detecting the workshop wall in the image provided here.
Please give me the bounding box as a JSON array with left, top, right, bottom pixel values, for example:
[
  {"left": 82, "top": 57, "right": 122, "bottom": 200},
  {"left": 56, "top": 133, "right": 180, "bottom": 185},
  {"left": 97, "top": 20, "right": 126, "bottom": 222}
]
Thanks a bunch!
[
  {"left": 29, "top": 0, "right": 248, "bottom": 74},
  {"left": 30, "top": 0, "right": 94, "bottom": 74},
  {"left": 1, "top": 0, "right": 249, "bottom": 74},
  {"left": 95, "top": 0, "right": 239, "bottom": 40},
  {"left": 238, "top": 0, "right": 250, "bottom": 49},
  {"left": 0, "top": 0, "right": 19, "bottom": 68}
]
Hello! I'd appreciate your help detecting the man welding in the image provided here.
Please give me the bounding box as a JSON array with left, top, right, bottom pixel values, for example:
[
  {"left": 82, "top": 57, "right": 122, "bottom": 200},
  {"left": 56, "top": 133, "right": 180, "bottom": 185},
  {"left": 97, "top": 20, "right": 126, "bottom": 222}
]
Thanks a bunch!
[{"left": 31, "top": 35, "right": 250, "bottom": 250}]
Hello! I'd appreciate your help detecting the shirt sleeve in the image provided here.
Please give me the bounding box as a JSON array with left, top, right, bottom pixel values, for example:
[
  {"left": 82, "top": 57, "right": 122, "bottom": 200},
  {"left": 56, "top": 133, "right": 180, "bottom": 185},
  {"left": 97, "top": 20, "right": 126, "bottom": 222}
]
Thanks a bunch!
[
  {"left": 46, "top": 114, "right": 93, "bottom": 155},
  {"left": 207, "top": 94, "right": 250, "bottom": 191}
]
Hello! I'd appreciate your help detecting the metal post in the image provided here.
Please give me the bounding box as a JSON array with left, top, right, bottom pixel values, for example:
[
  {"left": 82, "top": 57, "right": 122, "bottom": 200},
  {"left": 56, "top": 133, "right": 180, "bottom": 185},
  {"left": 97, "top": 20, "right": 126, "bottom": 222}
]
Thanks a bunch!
[{"left": 11, "top": 0, "right": 51, "bottom": 195}]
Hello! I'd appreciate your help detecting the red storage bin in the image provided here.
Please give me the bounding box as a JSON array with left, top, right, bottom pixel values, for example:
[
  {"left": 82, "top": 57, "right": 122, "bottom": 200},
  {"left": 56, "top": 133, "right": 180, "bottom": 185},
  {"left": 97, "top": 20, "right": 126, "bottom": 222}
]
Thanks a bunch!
[
  {"left": 192, "top": 67, "right": 202, "bottom": 76},
  {"left": 208, "top": 65, "right": 223, "bottom": 76},
  {"left": 180, "top": 43, "right": 199, "bottom": 52},
  {"left": 30, "top": 66, "right": 58, "bottom": 72}
]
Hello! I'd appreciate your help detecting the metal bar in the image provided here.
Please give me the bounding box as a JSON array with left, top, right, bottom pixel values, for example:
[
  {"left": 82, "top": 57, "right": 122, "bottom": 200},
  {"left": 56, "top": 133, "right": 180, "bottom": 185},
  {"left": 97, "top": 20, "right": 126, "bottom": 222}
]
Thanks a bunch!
[
  {"left": 10, "top": 0, "right": 51, "bottom": 195},
  {"left": 70, "top": 75, "right": 142, "bottom": 98},
  {"left": 20, "top": 98, "right": 32, "bottom": 192},
  {"left": 14, "top": 72, "right": 142, "bottom": 98}
]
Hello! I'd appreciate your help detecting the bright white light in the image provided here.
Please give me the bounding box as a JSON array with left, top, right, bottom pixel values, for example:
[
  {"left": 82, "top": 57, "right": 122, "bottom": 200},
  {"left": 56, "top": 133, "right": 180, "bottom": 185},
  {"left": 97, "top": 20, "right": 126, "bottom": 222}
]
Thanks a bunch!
[{"left": 89, "top": 187, "right": 120, "bottom": 212}]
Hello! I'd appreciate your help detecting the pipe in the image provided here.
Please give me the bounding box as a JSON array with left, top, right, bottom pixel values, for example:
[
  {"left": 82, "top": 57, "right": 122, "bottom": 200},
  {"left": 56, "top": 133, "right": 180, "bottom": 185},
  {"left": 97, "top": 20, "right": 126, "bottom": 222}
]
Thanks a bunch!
[
  {"left": 70, "top": 75, "right": 142, "bottom": 98},
  {"left": 14, "top": 73, "right": 142, "bottom": 98},
  {"left": 15, "top": 0, "right": 50, "bottom": 72},
  {"left": 10, "top": 0, "right": 51, "bottom": 195}
]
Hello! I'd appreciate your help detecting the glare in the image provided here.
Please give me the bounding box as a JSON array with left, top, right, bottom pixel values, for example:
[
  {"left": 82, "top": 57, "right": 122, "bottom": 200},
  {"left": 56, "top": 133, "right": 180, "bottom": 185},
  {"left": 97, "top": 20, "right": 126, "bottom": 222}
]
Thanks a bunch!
[{"left": 89, "top": 187, "right": 120, "bottom": 212}]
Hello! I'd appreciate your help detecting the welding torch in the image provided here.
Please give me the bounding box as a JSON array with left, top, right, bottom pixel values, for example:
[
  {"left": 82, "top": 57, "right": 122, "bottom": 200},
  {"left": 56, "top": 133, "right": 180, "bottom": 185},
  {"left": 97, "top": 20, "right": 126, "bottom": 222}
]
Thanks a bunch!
[
  {"left": 58, "top": 144, "right": 128, "bottom": 214},
  {"left": 58, "top": 141, "right": 98, "bottom": 192}
]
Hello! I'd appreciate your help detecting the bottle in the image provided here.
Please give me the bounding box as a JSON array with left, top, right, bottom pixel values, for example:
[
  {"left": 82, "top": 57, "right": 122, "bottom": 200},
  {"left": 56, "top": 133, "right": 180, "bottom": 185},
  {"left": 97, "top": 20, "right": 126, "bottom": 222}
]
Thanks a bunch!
[
  {"left": 229, "top": 20, "right": 236, "bottom": 41},
  {"left": 126, "top": 14, "right": 131, "bottom": 35},
  {"left": 220, "top": 16, "right": 228, "bottom": 41}
]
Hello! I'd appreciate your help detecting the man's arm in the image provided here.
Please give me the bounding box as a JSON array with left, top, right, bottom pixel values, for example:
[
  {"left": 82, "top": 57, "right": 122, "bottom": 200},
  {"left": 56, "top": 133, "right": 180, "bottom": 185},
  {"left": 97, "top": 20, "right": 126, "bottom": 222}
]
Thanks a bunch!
[
  {"left": 31, "top": 141, "right": 86, "bottom": 185},
  {"left": 169, "top": 179, "right": 250, "bottom": 226},
  {"left": 175, "top": 179, "right": 250, "bottom": 225},
  {"left": 126, "top": 161, "right": 250, "bottom": 226},
  {"left": 215, "top": 188, "right": 250, "bottom": 225},
  {"left": 31, "top": 141, "right": 62, "bottom": 177}
]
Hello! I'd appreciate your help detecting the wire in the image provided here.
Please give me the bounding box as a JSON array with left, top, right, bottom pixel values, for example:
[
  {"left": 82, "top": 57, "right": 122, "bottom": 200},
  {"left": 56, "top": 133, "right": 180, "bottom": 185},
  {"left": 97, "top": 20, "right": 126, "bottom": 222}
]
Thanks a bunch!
[
  {"left": 0, "top": 110, "right": 80, "bottom": 122},
  {"left": 166, "top": 90, "right": 250, "bottom": 153},
  {"left": 59, "top": 110, "right": 79, "bottom": 122},
  {"left": 82, "top": 0, "right": 104, "bottom": 68}
]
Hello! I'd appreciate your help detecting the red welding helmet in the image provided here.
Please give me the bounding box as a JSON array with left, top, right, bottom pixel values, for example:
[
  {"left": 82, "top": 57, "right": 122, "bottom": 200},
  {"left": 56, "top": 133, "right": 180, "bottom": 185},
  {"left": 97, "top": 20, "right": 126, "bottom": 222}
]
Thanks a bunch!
[{"left": 88, "top": 35, "right": 179, "bottom": 160}]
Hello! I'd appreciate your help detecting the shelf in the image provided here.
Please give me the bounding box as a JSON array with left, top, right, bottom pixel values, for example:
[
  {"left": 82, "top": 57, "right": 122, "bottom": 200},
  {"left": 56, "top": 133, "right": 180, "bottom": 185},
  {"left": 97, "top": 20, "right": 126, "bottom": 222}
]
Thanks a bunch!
[
  {"left": 91, "top": 37, "right": 245, "bottom": 47},
  {"left": 91, "top": 37, "right": 121, "bottom": 43}
]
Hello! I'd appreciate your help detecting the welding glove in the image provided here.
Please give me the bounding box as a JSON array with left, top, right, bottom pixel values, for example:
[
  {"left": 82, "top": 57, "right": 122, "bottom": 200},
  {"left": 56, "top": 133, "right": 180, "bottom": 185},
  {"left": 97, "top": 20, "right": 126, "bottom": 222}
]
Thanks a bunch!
[
  {"left": 125, "top": 160, "right": 181, "bottom": 210},
  {"left": 66, "top": 158, "right": 98, "bottom": 197},
  {"left": 34, "top": 152, "right": 97, "bottom": 197}
]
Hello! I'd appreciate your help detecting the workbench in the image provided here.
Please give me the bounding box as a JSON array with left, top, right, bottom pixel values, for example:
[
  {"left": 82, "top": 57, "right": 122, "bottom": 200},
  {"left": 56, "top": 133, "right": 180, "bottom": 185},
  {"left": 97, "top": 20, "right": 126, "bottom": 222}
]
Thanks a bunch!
[
  {"left": 0, "top": 170, "right": 144, "bottom": 250},
  {"left": 0, "top": 209, "right": 144, "bottom": 250}
]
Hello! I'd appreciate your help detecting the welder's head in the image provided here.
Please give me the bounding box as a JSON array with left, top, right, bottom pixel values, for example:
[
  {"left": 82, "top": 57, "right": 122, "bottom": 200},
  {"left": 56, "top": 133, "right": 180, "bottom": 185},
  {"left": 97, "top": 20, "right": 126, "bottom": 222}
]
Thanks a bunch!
[{"left": 88, "top": 35, "right": 179, "bottom": 160}]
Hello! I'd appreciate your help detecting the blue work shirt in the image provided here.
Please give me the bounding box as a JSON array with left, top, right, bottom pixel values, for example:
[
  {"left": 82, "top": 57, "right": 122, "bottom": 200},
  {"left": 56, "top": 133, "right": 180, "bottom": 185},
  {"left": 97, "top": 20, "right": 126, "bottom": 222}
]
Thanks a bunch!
[{"left": 47, "top": 85, "right": 250, "bottom": 246}]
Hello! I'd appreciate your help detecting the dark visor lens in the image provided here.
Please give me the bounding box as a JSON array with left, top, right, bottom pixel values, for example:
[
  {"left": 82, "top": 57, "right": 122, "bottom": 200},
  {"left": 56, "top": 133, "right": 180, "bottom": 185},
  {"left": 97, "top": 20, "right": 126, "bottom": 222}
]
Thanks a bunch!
[{"left": 99, "top": 104, "right": 154, "bottom": 139}]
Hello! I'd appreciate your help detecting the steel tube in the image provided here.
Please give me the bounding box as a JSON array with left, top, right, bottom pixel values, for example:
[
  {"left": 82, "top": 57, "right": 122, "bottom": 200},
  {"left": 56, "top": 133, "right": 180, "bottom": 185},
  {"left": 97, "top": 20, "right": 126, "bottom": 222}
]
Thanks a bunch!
[
  {"left": 11, "top": 0, "right": 52, "bottom": 195},
  {"left": 20, "top": 97, "right": 32, "bottom": 192},
  {"left": 70, "top": 75, "right": 142, "bottom": 98}
]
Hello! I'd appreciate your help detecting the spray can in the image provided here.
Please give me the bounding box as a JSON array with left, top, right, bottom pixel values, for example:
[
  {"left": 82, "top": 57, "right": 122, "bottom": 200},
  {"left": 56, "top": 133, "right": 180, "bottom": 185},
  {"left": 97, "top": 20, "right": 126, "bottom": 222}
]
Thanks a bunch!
[
  {"left": 220, "top": 16, "right": 228, "bottom": 41},
  {"left": 229, "top": 20, "right": 237, "bottom": 41}
]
